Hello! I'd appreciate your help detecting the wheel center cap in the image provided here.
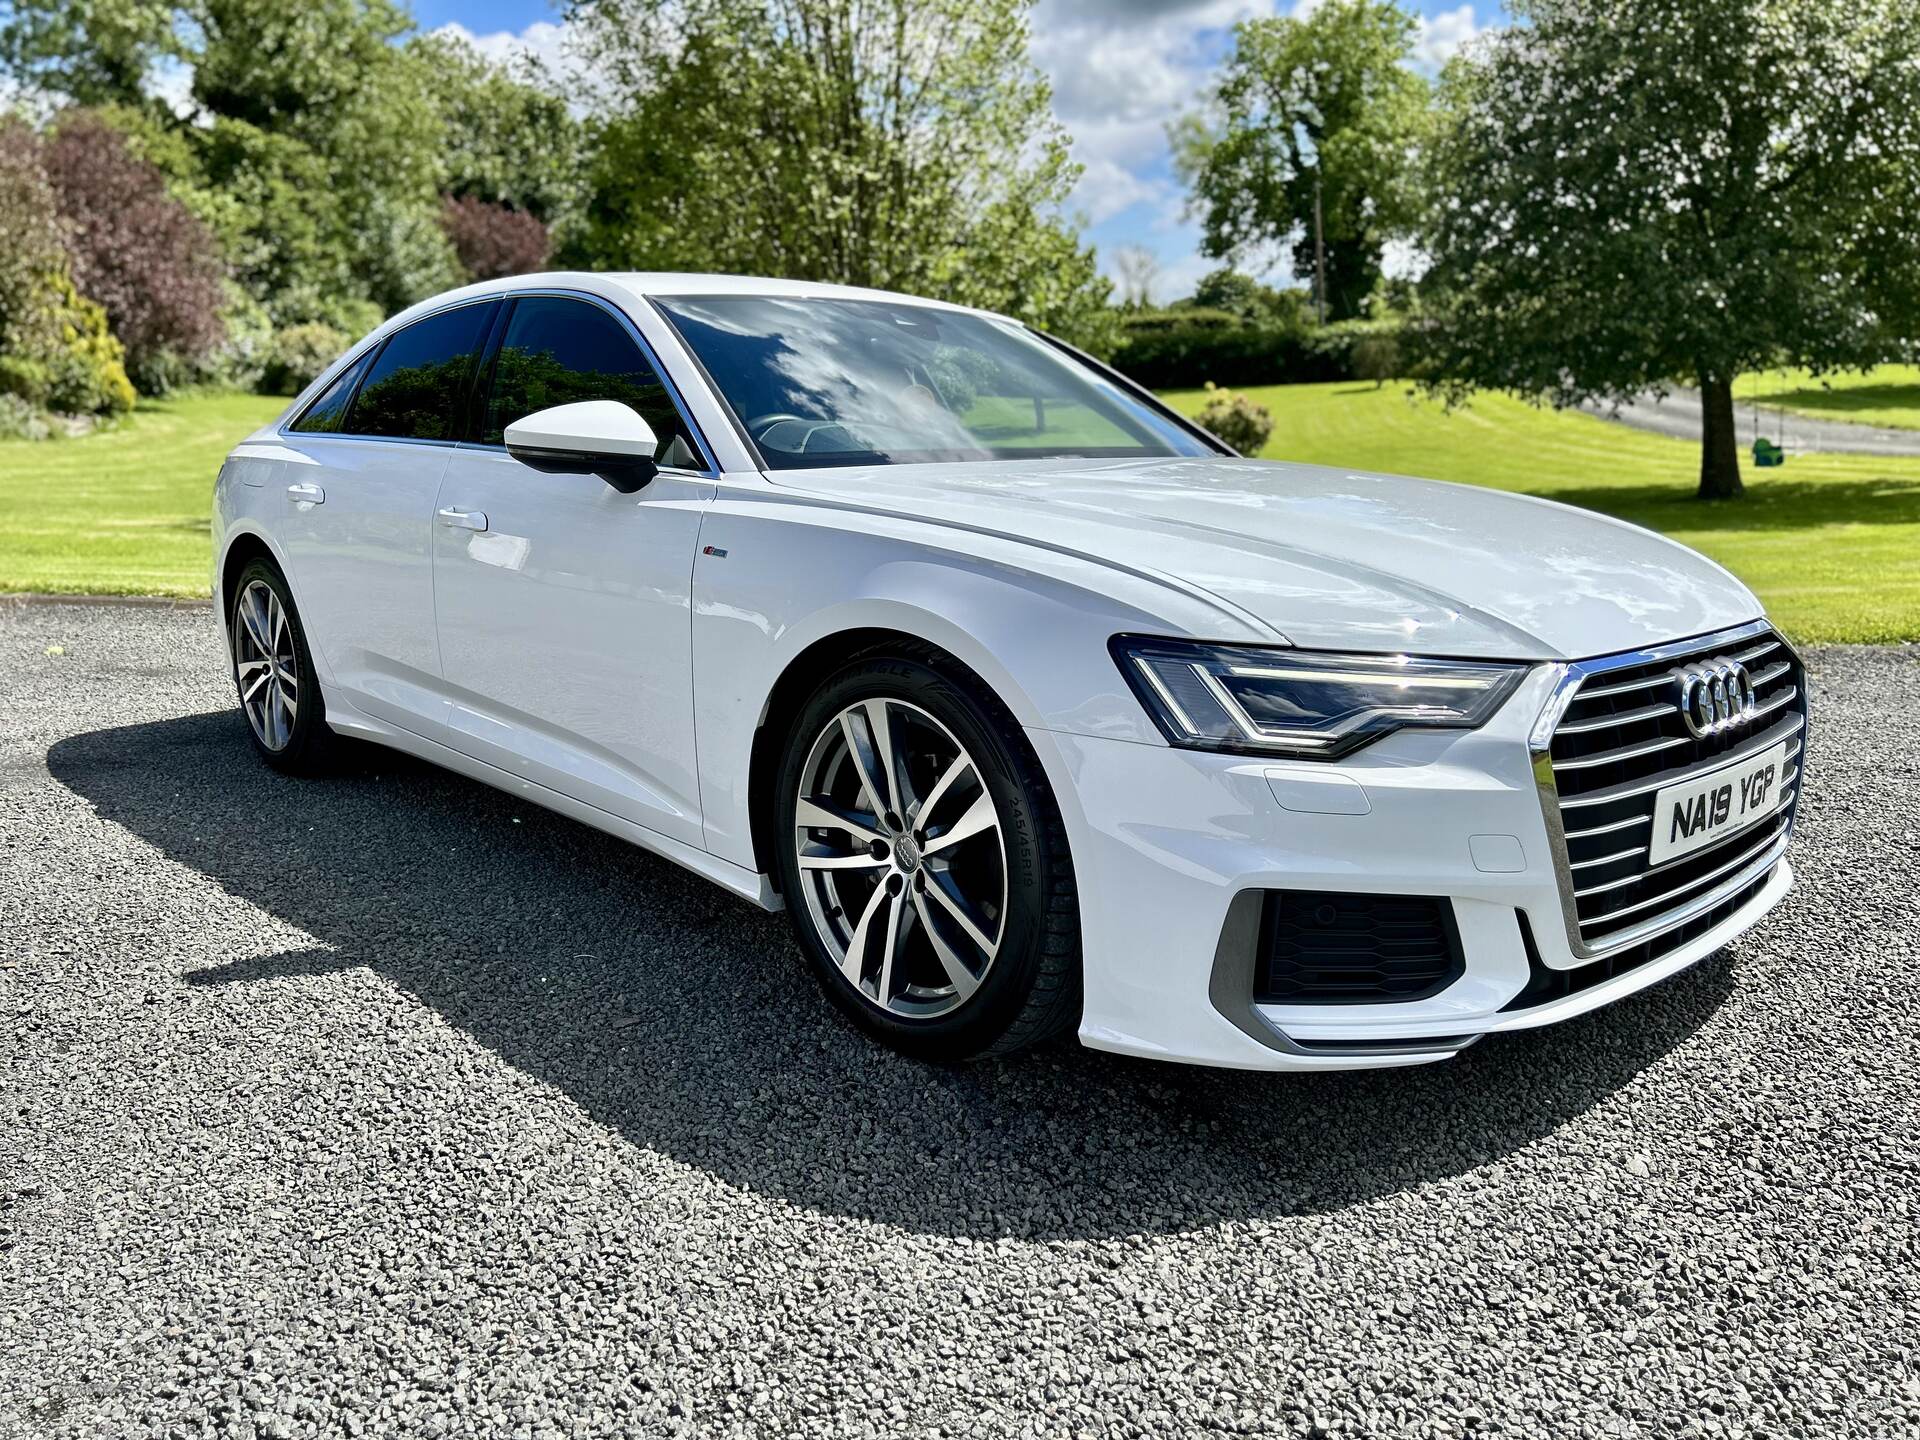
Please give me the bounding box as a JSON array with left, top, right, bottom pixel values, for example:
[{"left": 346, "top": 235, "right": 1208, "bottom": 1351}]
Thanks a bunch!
[{"left": 893, "top": 835, "right": 922, "bottom": 873}]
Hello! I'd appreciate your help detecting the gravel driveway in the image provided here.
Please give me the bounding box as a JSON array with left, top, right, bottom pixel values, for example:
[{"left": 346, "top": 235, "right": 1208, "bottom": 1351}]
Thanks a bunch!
[
  {"left": 1579, "top": 388, "right": 1920, "bottom": 457},
  {"left": 3, "top": 602, "right": 1916, "bottom": 1439}
]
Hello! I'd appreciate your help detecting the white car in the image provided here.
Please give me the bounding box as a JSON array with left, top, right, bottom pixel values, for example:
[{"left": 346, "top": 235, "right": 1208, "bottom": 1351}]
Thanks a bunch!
[{"left": 212, "top": 273, "right": 1806, "bottom": 1070}]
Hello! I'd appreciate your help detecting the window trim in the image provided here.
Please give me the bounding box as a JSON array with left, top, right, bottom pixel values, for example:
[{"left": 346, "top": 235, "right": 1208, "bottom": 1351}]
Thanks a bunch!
[
  {"left": 458, "top": 288, "right": 720, "bottom": 478},
  {"left": 281, "top": 294, "right": 501, "bottom": 443}
]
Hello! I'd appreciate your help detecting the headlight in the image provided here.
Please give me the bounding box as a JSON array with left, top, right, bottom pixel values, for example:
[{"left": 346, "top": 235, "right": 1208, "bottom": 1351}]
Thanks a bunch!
[{"left": 1112, "top": 636, "right": 1528, "bottom": 760}]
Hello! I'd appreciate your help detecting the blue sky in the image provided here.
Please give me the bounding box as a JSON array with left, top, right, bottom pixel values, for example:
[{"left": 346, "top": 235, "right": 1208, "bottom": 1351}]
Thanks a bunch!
[{"left": 415, "top": 0, "right": 1502, "bottom": 302}]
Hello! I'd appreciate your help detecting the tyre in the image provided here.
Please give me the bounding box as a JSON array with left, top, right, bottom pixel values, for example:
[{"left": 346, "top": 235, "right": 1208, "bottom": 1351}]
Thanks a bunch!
[
  {"left": 229, "top": 557, "right": 333, "bottom": 774},
  {"left": 773, "top": 653, "right": 1081, "bottom": 1061}
]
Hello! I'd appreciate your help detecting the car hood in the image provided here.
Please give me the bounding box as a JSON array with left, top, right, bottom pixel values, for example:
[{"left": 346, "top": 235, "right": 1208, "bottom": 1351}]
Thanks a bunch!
[{"left": 772, "top": 456, "right": 1762, "bottom": 660}]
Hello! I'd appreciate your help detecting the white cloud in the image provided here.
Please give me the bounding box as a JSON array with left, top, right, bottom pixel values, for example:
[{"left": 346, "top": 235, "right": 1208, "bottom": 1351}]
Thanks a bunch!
[
  {"left": 1413, "top": 4, "right": 1485, "bottom": 70},
  {"left": 1073, "top": 154, "right": 1175, "bottom": 226},
  {"left": 430, "top": 18, "right": 597, "bottom": 97},
  {"left": 1033, "top": 0, "right": 1274, "bottom": 285},
  {"left": 143, "top": 57, "right": 197, "bottom": 121}
]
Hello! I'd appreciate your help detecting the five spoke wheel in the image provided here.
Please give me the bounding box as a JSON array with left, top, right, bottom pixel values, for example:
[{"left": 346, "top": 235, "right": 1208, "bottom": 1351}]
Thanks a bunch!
[
  {"left": 233, "top": 577, "right": 299, "bottom": 752},
  {"left": 793, "top": 698, "right": 1007, "bottom": 1019}
]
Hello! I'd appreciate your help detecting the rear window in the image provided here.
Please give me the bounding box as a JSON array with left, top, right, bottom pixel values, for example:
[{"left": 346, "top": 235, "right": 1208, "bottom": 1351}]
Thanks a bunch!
[{"left": 345, "top": 303, "right": 496, "bottom": 441}]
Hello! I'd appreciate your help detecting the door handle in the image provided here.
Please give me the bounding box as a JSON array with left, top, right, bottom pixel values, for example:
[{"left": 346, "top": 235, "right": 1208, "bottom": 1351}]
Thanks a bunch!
[
  {"left": 286, "top": 482, "right": 325, "bottom": 504},
  {"left": 437, "top": 507, "right": 489, "bottom": 532}
]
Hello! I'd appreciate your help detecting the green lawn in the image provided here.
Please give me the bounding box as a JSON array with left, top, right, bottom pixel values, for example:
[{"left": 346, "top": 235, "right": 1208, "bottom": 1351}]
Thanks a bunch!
[
  {"left": 1741, "top": 364, "right": 1920, "bottom": 433},
  {"left": 0, "top": 392, "right": 284, "bottom": 598},
  {"left": 1165, "top": 381, "right": 1920, "bottom": 645},
  {"left": 2, "top": 385, "right": 1917, "bottom": 643}
]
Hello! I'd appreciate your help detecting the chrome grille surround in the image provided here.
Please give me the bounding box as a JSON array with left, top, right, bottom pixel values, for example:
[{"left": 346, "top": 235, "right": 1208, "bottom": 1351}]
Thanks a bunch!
[{"left": 1528, "top": 618, "right": 1808, "bottom": 962}]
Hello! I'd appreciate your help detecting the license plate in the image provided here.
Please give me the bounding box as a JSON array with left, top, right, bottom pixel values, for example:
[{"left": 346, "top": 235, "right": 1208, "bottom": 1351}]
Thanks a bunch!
[{"left": 1647, "top": 740, "right": 1788, "bottom": 866}]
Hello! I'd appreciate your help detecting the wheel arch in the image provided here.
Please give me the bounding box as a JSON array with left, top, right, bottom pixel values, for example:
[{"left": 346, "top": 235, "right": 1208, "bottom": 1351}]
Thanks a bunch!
[
  {"left": 745, "top": 621, "right": 1038, "bottom": 894},
  {"left": 217, "top": 529, "right": 280, "bottom": 626}
]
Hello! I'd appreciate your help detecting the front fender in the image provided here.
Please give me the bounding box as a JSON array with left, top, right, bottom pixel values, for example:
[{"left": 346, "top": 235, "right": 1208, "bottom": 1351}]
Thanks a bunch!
[{"left": 690, "top": 485, "right": 1211, "bottom": 868}]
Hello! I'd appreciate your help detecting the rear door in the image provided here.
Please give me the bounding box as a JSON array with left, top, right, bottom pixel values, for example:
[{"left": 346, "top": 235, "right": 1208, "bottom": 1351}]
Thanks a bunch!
[
  {"left": 430, "top": 294, "right": 716, "bottom": 848},
  {"left": 276, "top": 300, "right": 498, "bottom": 737}
]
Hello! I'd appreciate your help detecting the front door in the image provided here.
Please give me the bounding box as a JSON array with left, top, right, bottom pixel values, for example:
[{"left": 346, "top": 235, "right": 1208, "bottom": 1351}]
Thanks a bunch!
[
  {"left": 431, "top": 295, "right": 715, "bottom": 850},
  {"left": 275, "top": 300, "right": 498, "bottom": 736}
]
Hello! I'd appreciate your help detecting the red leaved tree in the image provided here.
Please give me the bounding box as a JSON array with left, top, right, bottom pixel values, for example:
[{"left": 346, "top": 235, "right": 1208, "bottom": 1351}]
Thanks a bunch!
[
  {"left": 439, "top": 194, "right": 552, "bottom": 282},
  {"left": 45, "top": 112, "right": 226, "bottom": 388}
]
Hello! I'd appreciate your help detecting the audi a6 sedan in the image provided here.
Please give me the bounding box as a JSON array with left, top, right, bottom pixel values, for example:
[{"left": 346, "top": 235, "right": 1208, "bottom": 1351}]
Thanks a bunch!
[{"left": 212, "top": 273, "right": 1806, "bottom": 1069}]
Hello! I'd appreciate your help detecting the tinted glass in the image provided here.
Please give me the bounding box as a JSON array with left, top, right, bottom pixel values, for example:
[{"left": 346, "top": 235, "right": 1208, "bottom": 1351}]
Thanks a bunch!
[
  {"left": 655, "top": 296, "right": 1214, "bottom": 470},
  {"left": 480, "top": 298, "right": 700, "bottom": 468},
  {"left": 289, "top": 350, "right": 372, "bottom": 434},
  {"left": 347, "top": 303, "right": 495, "bottom": 441}
]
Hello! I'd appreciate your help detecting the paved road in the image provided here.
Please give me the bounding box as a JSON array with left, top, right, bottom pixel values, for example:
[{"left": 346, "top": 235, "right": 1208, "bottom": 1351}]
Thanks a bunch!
[
  {"left": 3, "top": 603, "right": 1917, "bottom": 1439},
  {"left": 1580, "top": 389, "right": 1920, "bottom": 456}
]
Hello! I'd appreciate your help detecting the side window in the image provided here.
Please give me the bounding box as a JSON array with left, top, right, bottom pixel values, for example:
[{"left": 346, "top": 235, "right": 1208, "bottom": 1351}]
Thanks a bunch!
[
  {"left": 480, "top": 298, "right": 702, "bottom": 469},
  {"left": 346, "top": 304, "right": 496, "bottom": 441},
  {"left": 289, "top": 350, "right": 373, "bottom": 434}
]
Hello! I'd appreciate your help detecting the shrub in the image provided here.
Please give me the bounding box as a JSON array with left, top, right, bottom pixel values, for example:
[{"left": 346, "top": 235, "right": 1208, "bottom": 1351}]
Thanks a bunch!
[
  {"left": 0, "top": 392, "right": 52, "bottom": 440},
  {"left": 0, "top": 118, "right": 135, "bottom": 422},
  {"left": 1121, "top": 306, "right": 1245, "bottom": 335},
  {"left": 1109, "top": 309, "right": 1408, "bottom": 391},
  {"left": 261, "top": 322, "right": 351, "bottom": 396},
  {"left": 45, "top": 275, "right": 137, "bottom": 415},
  {"left": 1349, "top": 331, "right": 1402, "bottom": 387},
  {"left": 45, "top": 111, "right": 227, "bottom": 392},
  {"left": 1194, "top": 382, "right": 1274, "bottom": 455},
  {"left": 440, "top": 194, "right": 552, "bottom": 281},
  {"left": 1111, "top": 319, "right": 1312, "bottom": 389}
]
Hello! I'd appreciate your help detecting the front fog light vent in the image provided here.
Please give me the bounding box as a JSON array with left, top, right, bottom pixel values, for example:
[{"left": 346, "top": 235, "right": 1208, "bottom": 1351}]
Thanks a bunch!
[{"left": 1256, "top": 889, "right": 1465, "bottom": 1004}]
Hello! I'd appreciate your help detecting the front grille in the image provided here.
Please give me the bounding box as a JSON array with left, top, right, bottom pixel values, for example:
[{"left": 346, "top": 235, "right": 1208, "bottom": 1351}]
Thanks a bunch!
[
  {"left": 1545, "top": 626, "right": 1805, "bottom": 956},
  {"left": 1256, "top": 890, "right": 1465, "bottom": 1003}
]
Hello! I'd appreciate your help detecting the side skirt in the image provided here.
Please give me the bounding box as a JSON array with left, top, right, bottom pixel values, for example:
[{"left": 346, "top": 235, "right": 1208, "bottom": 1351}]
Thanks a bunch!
[{"left": 324, "top": 701, "right": 782, "bottom": 912}]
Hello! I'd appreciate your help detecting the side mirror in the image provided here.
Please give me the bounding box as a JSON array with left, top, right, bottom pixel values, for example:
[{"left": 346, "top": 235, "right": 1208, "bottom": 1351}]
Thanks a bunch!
[{"left": 504, "top": 401, "right": 660, "bottom": 493}]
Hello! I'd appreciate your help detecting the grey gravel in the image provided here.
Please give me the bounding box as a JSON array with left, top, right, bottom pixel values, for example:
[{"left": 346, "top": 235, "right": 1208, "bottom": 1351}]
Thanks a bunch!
[{"left": 2, "top": 602, "right": 1917, "bottom": 1439}]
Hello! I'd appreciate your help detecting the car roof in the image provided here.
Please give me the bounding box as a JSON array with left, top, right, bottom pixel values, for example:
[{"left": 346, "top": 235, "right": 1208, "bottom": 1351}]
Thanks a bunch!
[{"left": 380, "top": 270, "right": 1005, "bottom": 333}]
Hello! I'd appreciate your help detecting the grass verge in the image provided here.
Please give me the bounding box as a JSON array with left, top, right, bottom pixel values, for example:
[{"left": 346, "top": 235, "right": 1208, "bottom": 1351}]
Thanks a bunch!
[{"left": 0, "top": 392, "right": 285, "bottom": 599}]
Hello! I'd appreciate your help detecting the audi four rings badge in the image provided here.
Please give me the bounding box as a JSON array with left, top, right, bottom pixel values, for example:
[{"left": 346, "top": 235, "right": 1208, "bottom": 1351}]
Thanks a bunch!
[{"left": 1673, "top": 659, "right": 1758, "bottom": 738}]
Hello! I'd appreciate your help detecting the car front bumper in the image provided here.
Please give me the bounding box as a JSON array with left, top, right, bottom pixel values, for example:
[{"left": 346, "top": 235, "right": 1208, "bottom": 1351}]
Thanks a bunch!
[{"left": 1029, "top": 660, "right": 1798, "bottom": 1072}]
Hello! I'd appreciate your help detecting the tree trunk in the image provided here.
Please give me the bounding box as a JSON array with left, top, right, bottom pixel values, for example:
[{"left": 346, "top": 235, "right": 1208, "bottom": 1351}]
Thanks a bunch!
[{"left": 1697, "top": 373, "right": 1745, "bottom": 500}]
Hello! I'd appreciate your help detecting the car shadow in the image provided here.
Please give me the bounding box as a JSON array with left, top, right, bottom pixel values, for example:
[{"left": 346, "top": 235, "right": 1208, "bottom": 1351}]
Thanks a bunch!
[{"left": 47, "top": 711, "right": 1736, "bottom": 1241}]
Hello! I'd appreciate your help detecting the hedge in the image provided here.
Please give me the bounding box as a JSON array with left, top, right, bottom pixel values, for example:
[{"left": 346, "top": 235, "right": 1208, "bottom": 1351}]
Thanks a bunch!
[{"left": 1110, "top": 313, "right": 1405, "bottom": 390}]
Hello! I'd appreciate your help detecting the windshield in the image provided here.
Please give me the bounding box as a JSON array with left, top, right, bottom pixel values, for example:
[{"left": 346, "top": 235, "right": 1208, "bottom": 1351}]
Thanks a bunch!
[{"left": 654, "top": 296, "right": 1216, "bottom": 470}]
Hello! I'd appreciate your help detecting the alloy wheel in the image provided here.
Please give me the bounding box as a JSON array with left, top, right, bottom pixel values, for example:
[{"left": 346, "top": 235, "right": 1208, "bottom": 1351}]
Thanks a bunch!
[
  {"left": 792, "top": 698, "right": 1008, "bottom": 1019},
  {"left": 233, "top": 578, "right": 299, "bottom": 751}
]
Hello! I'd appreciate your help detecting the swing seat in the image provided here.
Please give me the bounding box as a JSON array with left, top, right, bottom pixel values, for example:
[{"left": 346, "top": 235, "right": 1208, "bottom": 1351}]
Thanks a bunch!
[{"left": 1752, "top": 437, "right": 1785, "bottom": 467}]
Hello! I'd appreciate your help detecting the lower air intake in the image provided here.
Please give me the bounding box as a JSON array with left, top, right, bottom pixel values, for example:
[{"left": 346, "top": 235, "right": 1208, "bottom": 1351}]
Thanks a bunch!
[{"left": 1256, "top": 890, "right": 1465, "bottom": 1004}]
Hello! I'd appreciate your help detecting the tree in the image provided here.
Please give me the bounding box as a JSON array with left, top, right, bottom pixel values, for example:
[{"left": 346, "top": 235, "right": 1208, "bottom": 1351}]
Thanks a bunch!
[
  {"left": 1415, "top": 0, "right": 1920, "bottom": 499},
  {"left": 45, "top": 110, "right": 226, "bottom": 388},
  {"left": 1176, "top": 0, "right": 1429, "bottom": 322},
  {"left": 0, "top": 0, "right": 177, "bottom": 105},
  {"left": 1190, "top": 267, "right": 1303, "bottom": 325},
  {"left": 2, "top": 1, "right": 583, "bottom": 320},
  {"left": 410, "top": 29, "right": 587, "bottom": 235},
  {"left": 190, "top": 0, "right": 460, "bottom": 313},
  {"left": 1113, "top": 248, "right": 1161, "bottom": 309},
  {"left": 565, "top": 0, "right": 1114, "bottom": 346}
]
